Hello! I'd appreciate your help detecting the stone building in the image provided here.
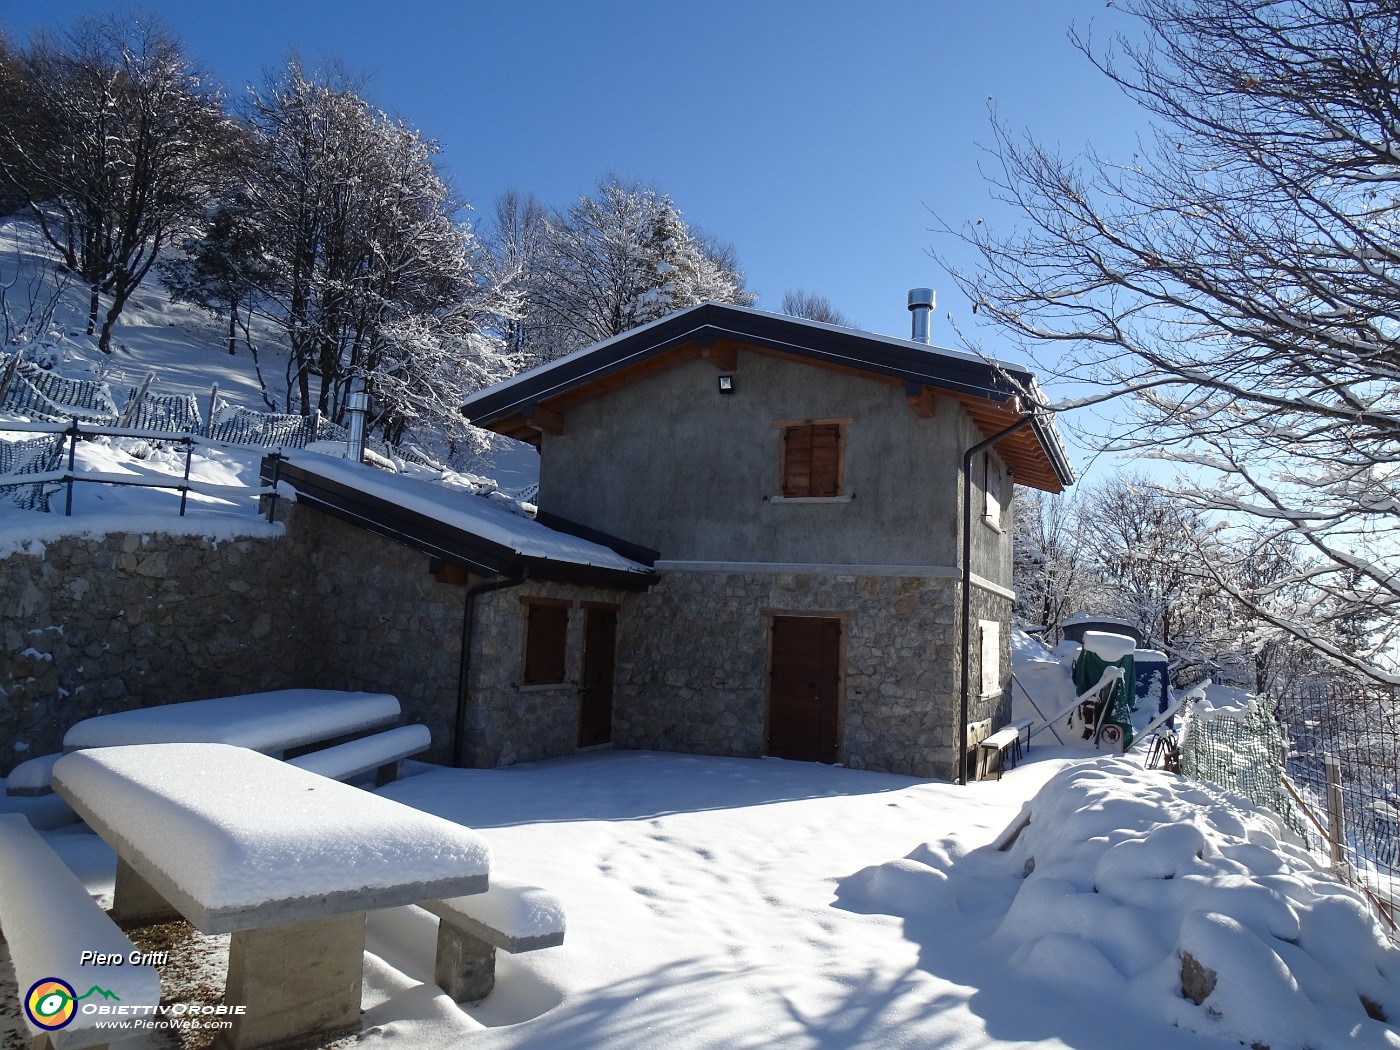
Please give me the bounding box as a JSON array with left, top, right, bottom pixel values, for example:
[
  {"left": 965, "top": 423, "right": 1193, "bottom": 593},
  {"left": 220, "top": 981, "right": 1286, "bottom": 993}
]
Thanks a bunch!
[
  {"left": 0, "top": 300, "right": 1073, "bottom": 782},
  {"left": 445, "top": 299, "right": 1074, "bottom": 779}
]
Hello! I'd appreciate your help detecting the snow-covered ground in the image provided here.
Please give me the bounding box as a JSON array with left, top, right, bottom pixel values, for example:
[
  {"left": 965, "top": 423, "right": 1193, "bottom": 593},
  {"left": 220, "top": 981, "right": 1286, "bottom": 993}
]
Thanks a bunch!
[
  {"left": 9, "top": 747, "right": 1395, "bottom": 1050},
  {"left": 0, "top": 215, "right": 542, "bottom": 542}
]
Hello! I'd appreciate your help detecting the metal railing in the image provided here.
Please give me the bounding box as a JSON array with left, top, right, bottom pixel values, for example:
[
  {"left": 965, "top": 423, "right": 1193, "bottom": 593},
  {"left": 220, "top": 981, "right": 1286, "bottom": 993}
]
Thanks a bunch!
[{"left": 0, "top": 418, "right": 272, "bottom": 516}]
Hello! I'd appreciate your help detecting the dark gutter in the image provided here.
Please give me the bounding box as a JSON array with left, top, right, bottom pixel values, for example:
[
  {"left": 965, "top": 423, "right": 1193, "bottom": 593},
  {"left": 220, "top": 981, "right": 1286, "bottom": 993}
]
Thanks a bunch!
[
  {"left": 958, "top": 414, "right": 1038, "bottom": 786},
  {"left": 532, "top": 508, "right": 660, "bottom": 567},
  {"left": 453, "top": 569, "right": 529, "bottom": 767}
]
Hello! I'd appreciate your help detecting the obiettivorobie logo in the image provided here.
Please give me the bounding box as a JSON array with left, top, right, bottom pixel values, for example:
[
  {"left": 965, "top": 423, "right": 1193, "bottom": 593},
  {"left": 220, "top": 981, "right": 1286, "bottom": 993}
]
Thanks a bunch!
[{"left": 24, "top": 978, "right": 120, "bottom": 1031}]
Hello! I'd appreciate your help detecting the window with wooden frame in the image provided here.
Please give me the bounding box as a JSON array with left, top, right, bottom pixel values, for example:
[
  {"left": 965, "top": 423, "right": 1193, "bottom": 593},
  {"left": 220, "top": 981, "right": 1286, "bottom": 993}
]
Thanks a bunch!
[
  {"left": 778, "top": 420, "right": 846, "bottom": 498},
  {"left": 522, "top": 600, "right": 569, "bottom": 685}
]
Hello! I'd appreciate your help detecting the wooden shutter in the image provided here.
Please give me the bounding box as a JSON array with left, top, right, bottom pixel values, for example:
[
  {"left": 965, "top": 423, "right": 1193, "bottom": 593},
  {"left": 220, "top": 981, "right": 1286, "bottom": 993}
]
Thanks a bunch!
[
  {"left": 810, "top": 424, "right": 841, "bottom": 496},
  {"left": 782, "top": 423, "right": 842, "bottom": 497},
  {"left": 523, "top": 604, "right": 568, "bottom": 684}
]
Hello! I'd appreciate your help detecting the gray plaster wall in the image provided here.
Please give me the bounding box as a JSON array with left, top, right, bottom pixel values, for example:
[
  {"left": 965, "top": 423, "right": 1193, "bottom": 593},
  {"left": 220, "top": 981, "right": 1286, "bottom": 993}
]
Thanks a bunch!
[
  {"left": 963, "top": 408, "right": 1015, "bottom": 593},
  {"left": 538, "top": 348, "right": 976, "bottom": 567}
]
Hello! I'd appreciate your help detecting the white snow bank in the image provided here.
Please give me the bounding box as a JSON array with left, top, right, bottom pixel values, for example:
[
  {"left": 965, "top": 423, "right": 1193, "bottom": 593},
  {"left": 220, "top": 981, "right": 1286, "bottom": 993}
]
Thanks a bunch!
[
  {"left": 0, "top": 511, "right": 281, "bottom": 558},
  {"left": 1189, "top": 680, "right": 1255, "bottom": 721},
  {"left": 842, "top": 757, "right": 1400, "bottom": 1048},
  {"left": 50, "top": 744, "right": 492, "bottom": 919},
  {"left": 996, "top": 760, "right": 1400, "bottom": 1049},
  {"left": 1010, "top": 627, "right": 1079, "bottom": 729}
]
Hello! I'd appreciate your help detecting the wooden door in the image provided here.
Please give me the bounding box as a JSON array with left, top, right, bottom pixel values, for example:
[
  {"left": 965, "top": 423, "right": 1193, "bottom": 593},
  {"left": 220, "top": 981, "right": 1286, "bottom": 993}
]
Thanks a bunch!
[
  {"left": 578, "top": 607, "right": 616, "bottom": 748},
  {"left": 767, "top": 616, "right": 841, "bottom": 763}
]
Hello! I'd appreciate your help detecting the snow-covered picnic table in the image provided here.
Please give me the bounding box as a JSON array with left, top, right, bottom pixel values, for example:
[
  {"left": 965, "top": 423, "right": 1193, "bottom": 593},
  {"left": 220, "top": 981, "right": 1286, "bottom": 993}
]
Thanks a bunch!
[
  {"left": 62, "top": 688, "right": 401, "bottom": 755},
  {"left": 52, "top": 743, "right": 493, "bottom": 1050}
]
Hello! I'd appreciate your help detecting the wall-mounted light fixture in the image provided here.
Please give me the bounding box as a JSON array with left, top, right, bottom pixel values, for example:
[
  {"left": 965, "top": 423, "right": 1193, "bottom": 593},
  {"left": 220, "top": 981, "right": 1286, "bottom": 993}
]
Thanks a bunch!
[{"left": 718, "top": 374, "right": 735, "bottom": 394}]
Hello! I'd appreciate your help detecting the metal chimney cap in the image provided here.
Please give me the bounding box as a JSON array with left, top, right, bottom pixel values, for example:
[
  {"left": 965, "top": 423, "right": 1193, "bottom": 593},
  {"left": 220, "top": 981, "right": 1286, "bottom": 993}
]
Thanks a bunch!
[{"left": 907, "top": 288, "right": 936, "bottom": 311}]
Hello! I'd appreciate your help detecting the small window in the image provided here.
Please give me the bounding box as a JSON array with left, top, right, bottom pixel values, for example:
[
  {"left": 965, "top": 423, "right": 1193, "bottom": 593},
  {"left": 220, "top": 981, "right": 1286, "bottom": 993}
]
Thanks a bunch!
[
  {"left": 780, "top": 422, "right": 844, "bottom": 498},
  {"left": 523, "top": 602, "right": 568, "bottom": 684},
  {"left": 984, "top": 454, "right": 1003, "bottom": 527},
  {"left": 979, "top": 620, "right": 1001, "bottom": 696}
]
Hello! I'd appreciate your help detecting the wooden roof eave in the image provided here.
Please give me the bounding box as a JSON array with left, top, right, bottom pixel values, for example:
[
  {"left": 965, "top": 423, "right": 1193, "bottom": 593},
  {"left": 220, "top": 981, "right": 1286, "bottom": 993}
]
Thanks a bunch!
[{"left": 938, "top": 388, "right": 1072, "bottom": 494}]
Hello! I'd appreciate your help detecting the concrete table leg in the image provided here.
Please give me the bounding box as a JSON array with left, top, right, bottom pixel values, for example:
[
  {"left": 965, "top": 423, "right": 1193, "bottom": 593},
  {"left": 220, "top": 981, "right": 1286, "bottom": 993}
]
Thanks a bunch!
[
  {"left": 434, "top": 922, "right": 497, "bottom": 1003},
  {"left": 110, "top": 857, "right": 183, "bottom": 927},
  {"left": 219, "top": 912, "right": 366, "bottom": 1050}
]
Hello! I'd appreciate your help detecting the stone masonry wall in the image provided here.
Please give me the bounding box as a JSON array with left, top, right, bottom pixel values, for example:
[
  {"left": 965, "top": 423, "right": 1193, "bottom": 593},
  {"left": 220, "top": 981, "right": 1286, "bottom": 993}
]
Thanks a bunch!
[
  {"left": 466, "top": 580, "right": 626, "bottom": 768},
  {"left": 0, "top": 527, "right": 304, "bottom": 775},
  {"left": 613, "top": 568, "right": 967, "bottom": 779},
  {"left": 272, "top": 506, "right": 469, "bottom": 766},
  {"left": 0, "top": 504, "right": 479, "bottom": 775},
  {"left": 2, "top": 502, "right": 1015, "bottom": 781}
]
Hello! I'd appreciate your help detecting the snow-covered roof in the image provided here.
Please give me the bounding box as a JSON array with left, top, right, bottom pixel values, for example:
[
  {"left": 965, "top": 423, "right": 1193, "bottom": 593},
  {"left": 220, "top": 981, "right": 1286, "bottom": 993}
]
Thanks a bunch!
[
  {"left": 269, "top": 450, "right": 655, "bottom": 588},
  {"left": 459, "top": 301, "right": 1074, "bottom": 493}
]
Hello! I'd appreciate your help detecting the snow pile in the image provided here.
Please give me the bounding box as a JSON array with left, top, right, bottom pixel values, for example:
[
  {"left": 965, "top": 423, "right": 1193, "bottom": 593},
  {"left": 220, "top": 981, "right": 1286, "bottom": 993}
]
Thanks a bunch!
[
  {"left": 1187, "top": 680, "right": 1254, "bottom": 721},
  {"left": 995, "top": 760, "right": 1400, "bottom": 1049},
  {"left": 1010, "top": 627, "right": 1079, "bottom": 724}
]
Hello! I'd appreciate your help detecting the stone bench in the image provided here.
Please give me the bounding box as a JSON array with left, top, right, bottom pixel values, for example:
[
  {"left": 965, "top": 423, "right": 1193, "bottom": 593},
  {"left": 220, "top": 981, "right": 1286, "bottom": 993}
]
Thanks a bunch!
[
  {"left": 6, "top": 753, "right": 62, "bottom": 796},
  {"left": 286, "top": 724, "right": 431, "bottom": 786},
  {"left": 422, "top": 877, "right": 567, "bottom": 1003},
  {"left": 0, "top": 814, "right": 160, "bottom": 1050},
  {"left": 52, "top": 743, "right": 493, "bottom": 1050}
]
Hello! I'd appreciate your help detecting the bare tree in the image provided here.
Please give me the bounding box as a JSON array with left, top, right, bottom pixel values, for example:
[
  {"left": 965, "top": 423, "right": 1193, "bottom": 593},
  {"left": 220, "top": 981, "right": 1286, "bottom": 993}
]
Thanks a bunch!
[
  {"left": 781, "top": 289, "right": 854, "bottom": 328},
  {"left": 1011, "top": 487, "right": 1091, "bottom": 643},
  {"left": 0, "top": 17, "right": 230, "bottom": 352},
  {"left": 484, "top": 189, "right": 548, "bottom": 359},
  {"left": 941, "top": 0, "right": 1400, "bottom": 683}
]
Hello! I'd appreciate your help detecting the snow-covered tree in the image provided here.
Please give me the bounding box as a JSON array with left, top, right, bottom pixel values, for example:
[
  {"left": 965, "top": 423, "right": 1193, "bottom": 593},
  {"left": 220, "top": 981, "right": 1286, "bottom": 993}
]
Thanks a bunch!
[
  {"left": 159, "top": 188, "right": 273, "bottom": 357},
  {"left": 239, "top": 61, "right": 511, "bottom": 438},
  {"left": 1011, "top": 487, "right": 1093, "bottom": 643},
  {"left": 942, "top": 0, "right": 1400, "bottom": 684},
  {"left": 0, "top": 17, "right": 230, "bottom": 352},
  {"left": 483, "top": 189, "right": 548, "bottom": 359},
  {"left": 507, "top": 176, "right": 755, "bottom": 364}
]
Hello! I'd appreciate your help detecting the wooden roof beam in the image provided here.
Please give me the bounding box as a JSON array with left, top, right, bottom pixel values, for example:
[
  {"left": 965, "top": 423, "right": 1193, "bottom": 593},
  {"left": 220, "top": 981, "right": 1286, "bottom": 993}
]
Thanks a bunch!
[
  {"left": 700, "top": 339, "right": 738, "bottom": 371},
  {"left": 523, "top": 404, "right": 564, "bottom": 436},
  {"left": 905, "top": 382, "right": 936, "bottom": 419}
]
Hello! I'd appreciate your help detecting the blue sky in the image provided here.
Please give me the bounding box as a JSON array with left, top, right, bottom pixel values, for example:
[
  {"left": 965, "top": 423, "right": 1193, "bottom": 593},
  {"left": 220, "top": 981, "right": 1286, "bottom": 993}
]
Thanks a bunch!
[{"left": 2, "top": 1, "right": 1148, "bottom": 478}]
